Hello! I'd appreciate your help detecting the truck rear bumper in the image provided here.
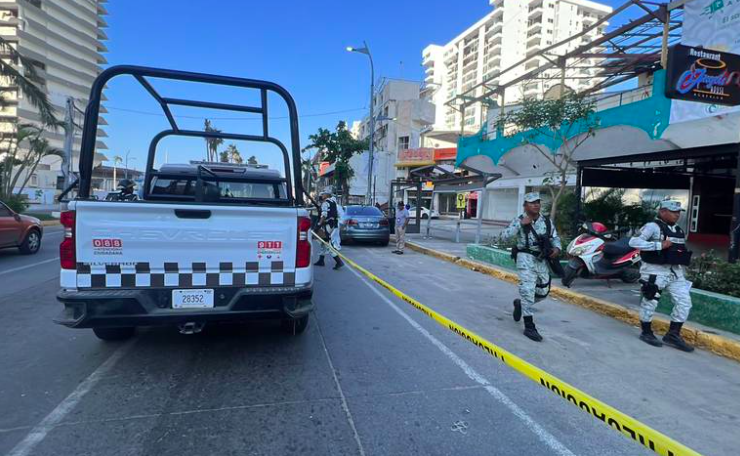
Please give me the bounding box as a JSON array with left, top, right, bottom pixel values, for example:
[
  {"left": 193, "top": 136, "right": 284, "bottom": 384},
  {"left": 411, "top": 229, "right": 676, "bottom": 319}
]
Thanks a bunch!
[{"left": 55, "top": 285, "right": 313, "bottom": 328}]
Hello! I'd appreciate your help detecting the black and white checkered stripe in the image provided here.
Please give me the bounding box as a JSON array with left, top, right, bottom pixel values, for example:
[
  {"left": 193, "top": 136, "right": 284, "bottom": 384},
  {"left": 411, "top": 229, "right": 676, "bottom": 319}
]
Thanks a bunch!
[{"left": 76, "top": 261, "right": 295, "bottom": 289}]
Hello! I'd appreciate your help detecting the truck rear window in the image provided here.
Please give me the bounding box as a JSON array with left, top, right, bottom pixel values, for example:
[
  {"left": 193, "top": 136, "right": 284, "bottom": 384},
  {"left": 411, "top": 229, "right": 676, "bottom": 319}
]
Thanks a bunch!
[{"left": 150, "top": 178, "right": 287, "bottom": 201}]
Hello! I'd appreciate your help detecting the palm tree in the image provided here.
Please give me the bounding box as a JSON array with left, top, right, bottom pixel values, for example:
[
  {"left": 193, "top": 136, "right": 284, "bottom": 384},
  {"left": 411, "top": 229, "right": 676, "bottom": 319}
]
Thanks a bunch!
[
  {"left": 0, "top": 37, "right": 57, "bottom": 124},
  {"left": 15, "top": 137, "right": 63, "bottom": 196},
  {"left": 203, "top": 119, "right": 223, "bottom": 161}
]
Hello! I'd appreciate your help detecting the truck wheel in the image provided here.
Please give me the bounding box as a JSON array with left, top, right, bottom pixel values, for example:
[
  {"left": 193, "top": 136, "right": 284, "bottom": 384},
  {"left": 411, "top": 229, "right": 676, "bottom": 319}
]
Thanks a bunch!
[
  {"left": 93, "top": 327, "right": 135, "bottom": 341},
  {"left": 19, "top": 229, "right": 41, "bottom": 255},
  {"left": 281, "top": 315, "right": 309, "bottom": 335},
  {"left": 561, "top": 265, "right": 580, "bottom": 288},
  {"left": 621, "top": 268, "right": 641, "bottom": 284}
]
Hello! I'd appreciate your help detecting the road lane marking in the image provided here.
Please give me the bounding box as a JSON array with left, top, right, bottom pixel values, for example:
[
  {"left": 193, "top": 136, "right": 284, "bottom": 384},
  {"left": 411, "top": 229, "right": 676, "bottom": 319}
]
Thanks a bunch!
[
  {"left": 0, "top": 258, "right": 60, "bottom": 277},
  {"left": 314, "top": 314, "right": 367, "bottom": 456},
  {"left": 6, "top": 339, "right": 137, "bottom": 456},
  {"left": 345, "top": 265, "right": 576, "bottom": 456}
]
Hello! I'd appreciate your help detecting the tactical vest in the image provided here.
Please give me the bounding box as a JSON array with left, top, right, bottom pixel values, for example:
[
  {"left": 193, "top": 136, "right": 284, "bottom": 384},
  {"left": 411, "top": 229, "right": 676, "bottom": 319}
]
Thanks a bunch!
[
  {"left": 641, "top": 219, "right": 693, "bottom": 266},
  {"left": 325, "top": 199, "right": 338, "bottom": 228}
]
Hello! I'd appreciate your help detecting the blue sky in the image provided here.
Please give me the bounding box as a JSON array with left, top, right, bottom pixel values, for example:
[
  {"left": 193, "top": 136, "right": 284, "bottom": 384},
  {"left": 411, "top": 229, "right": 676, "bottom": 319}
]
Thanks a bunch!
[{"left": 101, "top": 0, "right": 628, "bottom": 174}]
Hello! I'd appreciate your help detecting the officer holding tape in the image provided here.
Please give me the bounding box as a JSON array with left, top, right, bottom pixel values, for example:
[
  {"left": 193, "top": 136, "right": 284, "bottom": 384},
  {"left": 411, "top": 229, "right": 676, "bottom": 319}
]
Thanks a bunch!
[
  {"left": 501, "top": 192, "right": 561, "bottom": 342},
  {"left": 629, "top": 200, "right": 694, "bottom": 352},
  {"left": 314, "top": 187, "right": 345, "bottom": 270}
]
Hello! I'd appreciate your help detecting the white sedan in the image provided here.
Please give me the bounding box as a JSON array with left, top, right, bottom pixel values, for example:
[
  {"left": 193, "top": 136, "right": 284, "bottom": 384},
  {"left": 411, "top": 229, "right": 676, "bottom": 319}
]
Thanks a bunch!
[{"left": 408, "top": 207, "right": 439, "bottom": 219}]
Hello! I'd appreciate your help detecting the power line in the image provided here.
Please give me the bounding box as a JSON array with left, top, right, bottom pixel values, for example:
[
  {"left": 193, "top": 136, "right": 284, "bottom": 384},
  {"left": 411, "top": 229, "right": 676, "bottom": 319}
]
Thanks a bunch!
[{"left": 103, "top": 106, "right": 368, "bottom": 121}]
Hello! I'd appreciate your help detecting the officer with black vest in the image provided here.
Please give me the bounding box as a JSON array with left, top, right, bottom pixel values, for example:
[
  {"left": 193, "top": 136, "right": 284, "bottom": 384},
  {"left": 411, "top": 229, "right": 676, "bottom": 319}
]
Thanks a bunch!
[
  {"left": 314, "top": 187, "right": 344, "bottom": 270},
  {"left": 629, "top": 200, "right": 694, "bottom": 352}
]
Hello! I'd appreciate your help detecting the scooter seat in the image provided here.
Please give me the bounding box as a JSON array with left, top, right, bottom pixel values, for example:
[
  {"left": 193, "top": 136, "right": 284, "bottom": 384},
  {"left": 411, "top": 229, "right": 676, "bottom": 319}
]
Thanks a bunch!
[{"left": 602, "top": 237, "right": 635, "bottom": 258}]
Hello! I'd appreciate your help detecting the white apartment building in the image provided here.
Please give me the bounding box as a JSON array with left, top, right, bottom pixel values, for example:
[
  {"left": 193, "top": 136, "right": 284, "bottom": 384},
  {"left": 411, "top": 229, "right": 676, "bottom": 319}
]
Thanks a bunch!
[
  {"left": 422, "top": 0, "right": 611, "bottom": 137},
  {"left": 349, "top": 78, "right": 435, "bottom": 205},
  {"left": 0, "top": 0, "right": 108, "bottom": 204}
]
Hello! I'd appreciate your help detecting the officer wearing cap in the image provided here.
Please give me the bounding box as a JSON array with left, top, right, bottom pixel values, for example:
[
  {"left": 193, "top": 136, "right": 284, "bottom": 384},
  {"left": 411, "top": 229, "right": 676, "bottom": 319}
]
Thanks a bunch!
[
  {"left": 314, "top": 187, "right": 344, "bottom": 270},
  {"left": 629, "top": 200, "right": 694, "bottom": 351},
  {"left": 500, "top": 192, "right": 562, "bottom": 342}
]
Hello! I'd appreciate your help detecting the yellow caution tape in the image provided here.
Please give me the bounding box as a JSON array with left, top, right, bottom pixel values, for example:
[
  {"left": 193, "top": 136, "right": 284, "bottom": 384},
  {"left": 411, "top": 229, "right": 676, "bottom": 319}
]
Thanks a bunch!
[{"left": 312, "top": 233, "right": 702, "bottom": 456}]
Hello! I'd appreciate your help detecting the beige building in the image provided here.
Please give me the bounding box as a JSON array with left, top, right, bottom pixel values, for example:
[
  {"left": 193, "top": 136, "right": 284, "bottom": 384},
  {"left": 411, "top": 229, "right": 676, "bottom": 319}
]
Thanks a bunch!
[{"left": 0, "top": 0, "right": 108, "bottom": 204}]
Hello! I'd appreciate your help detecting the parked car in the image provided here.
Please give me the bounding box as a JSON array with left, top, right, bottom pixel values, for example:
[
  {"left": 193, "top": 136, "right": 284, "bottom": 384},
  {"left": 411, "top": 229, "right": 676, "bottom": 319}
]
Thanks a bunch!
[
  {"left": 340, "top": 205, "right": 390, "bottom": 245},
  {"left": 408, "top": 206, "right": 440, "bottom": 219},
  {"left": 0, "top": 201, "right": 43, "bottom": 254}
]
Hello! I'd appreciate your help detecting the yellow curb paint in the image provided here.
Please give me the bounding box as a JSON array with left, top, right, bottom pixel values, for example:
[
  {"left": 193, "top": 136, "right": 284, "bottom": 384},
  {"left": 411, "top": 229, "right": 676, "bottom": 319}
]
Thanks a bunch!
[{"left": 406, "top": 242, "right": 740, "bottom": 364}]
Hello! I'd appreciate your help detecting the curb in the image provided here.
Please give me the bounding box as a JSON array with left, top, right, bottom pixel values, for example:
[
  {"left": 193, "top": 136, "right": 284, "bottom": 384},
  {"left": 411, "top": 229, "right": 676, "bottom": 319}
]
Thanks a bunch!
[{"left": 407, "top": 241, "right": 740, "bottom": 364}]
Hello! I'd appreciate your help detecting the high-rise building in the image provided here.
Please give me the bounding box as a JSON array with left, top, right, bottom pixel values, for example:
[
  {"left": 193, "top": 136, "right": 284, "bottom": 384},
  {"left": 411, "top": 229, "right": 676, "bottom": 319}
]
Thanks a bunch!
[
  {"left": 0, "top": 0, "right": 108, "bottom": 204},
  {"left": 422, "top": 0, "right": 611, "bottom": 135}
]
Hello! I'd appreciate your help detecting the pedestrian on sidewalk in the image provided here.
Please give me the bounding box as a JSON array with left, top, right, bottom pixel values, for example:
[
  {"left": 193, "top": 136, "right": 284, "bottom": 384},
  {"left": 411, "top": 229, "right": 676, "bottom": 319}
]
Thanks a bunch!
[
  {"left": 500, "top": 193, "right": 561, "bottom": 342},
  {"left": 313, "top": 187, "right": 344, "bottom": 270},
  {"left": 393, "top": 201, "right": 410, "bottom": 255},
  {"left": 629, "top": 200, "right": 694, "bottom": 352}
]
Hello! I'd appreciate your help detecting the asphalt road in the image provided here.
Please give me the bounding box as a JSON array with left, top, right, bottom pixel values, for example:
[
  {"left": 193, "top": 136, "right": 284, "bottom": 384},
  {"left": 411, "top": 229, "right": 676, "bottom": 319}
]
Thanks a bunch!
[{"left": 0, "top": 239, "right": 657, "bottom": 456}]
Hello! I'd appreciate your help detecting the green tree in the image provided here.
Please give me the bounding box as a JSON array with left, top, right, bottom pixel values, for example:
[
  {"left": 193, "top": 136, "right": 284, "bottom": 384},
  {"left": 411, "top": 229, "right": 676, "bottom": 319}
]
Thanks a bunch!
[
  {"left": 247, "top": 155, "right": 258, "bottom": 165},
  {"left": 0, "top": 123, "right": 63, "bottom": 198},
  {"left": 226, "top": 144, "right": 243, "bottom": 164},
  {"left": 219, "top": 151, "right": 229, "bottom": 162},
  {"left": 0, "top": 37, "right": 57, "bottom": 124},
  {"left": 203, "top": 119, "right": 223, "bottom": 162},
  {"left": 498, "top": 94, "right": 597, "bottom": 222},
  {"left": 303, "top": 121, "right": 367, "bottom": 201}
]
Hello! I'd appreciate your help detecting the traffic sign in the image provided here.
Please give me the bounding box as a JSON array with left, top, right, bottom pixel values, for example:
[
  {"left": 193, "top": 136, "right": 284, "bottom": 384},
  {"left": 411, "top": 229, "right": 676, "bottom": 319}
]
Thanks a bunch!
[{"left": 456, "top": 193, "right": 467, "bottom": 209}]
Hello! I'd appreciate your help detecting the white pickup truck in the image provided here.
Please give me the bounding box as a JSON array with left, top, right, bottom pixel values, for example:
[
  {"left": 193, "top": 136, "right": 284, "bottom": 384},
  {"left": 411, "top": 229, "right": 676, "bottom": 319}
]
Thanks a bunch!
[{"left": 55, "top": 66, "right": 314, "bottom": 340}]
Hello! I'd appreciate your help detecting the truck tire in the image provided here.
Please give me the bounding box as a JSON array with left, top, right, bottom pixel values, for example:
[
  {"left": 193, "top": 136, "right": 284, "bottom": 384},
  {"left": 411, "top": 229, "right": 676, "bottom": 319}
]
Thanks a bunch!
[
  {"left": 19, "top": 229, "right": 41, "bottom": 255},
  {"left": 93, "top": 327, "right": 135, "bottom": 341},
  {"left": 281, "top": 314, "right": 309, "bottom": 335}
]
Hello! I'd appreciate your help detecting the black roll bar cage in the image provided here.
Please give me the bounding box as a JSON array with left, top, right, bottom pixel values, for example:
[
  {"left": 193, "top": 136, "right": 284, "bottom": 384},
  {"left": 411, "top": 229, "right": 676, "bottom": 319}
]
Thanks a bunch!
[{"left": 77, "top": 65, "right": 304, "bottom": 205}]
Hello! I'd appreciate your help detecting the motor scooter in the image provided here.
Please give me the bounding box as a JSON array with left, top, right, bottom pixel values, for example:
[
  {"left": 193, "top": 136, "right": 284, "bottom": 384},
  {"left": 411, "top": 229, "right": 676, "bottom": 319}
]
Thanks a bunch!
[{"left": 561, "top": 221, "right": 641, "bottom": 287}]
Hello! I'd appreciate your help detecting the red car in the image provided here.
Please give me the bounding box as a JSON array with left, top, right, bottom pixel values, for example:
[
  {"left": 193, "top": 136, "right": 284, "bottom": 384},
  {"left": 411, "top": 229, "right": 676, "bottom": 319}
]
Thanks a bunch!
[{"left": 0, "top": 201, "right": 43, "bottom": 254}]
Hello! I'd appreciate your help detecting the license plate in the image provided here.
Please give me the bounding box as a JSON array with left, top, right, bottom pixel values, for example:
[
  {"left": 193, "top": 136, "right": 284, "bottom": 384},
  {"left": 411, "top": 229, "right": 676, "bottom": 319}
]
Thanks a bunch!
[
  {"left": 361, "top": 223, "right": 378, "bottom": 229},
  {"left": 172, "top": 289, "right": 214, "bottom": 309}
]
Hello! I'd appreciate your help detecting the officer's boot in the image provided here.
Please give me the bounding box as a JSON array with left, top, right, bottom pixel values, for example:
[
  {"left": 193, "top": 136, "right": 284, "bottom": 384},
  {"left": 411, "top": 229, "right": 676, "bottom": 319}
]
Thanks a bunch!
[
  {"left": 332, "top": 256, "right": 345, "bottom": 270},
  {"left": 662, "top": 321, "right": 695, "bottom": 352},
  {"left": 638, "top": 321, "right": 662, "bottom": 347},
  {"left": 313, "top": 255, "right": 325, "bottom": 267},
  {"left": 512, "top": 299, "right": 522, "bottom": 322},
  {"left": 522, "top": 316, "right": 543, "bottom": 342}
]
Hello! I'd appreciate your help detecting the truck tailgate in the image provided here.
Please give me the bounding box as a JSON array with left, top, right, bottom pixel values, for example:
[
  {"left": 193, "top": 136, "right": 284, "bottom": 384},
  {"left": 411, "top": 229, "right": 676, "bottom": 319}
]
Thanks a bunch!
[{"left": 70, "top": 201, "right": 300, "bottom": 289}]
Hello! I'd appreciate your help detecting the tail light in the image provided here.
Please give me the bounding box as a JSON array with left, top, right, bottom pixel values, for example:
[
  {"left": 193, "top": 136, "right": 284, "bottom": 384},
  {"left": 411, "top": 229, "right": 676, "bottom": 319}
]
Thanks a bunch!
[
  {"left": 60, "top": 210, "right": 76, "bottom": 270},
  {"left": 296, "top": 216, "right": 312, "bottom": 268},
  {"left": 379, "top": 218, "right": 389, "bottom": 227},
  {"left": 348, "top": 219, "right": 358, "bottom": 226}
]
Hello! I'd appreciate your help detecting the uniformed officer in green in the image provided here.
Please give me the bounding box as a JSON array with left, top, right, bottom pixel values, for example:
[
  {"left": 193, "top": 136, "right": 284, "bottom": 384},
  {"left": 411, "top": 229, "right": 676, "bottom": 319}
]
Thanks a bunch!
[
  {"left": 629, "top": 200, "right": 694, "bottom": 352},
  {"left": 501, "top": 192, "right": 561, "bottom": 342}
]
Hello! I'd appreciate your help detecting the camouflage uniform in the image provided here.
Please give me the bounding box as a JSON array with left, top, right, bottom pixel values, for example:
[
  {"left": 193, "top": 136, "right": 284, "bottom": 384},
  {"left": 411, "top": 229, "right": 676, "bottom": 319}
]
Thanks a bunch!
[
  {"left": 501, "top": 214, "right": 562, "bottom": 317},
  {"left": 629, "top": 199, "right": 694, "bottom": 352},
  {"left": 629, "top": 221, "right": 692, "bottom": 323}
]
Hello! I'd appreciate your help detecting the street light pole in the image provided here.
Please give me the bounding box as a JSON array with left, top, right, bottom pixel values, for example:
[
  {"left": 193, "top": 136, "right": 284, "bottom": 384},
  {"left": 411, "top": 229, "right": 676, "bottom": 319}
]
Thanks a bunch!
[
  {"left": 124, "top": 150, "right": 133, "bottom": 179},
  {"left": 347, "top": 41, "right": 375, "bottom": 206}
]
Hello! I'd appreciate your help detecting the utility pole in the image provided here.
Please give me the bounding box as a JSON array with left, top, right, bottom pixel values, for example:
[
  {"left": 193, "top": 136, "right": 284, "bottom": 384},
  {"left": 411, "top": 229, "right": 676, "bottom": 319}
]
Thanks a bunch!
[{"left": 62, "top": 97, "right": 75, "bottom": 189}]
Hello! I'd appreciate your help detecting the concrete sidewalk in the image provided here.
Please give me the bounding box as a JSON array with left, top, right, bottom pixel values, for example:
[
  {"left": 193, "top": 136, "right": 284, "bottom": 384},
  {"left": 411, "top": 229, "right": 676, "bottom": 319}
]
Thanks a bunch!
[
  {"left": 405, "top": 233, "right": 740, "bottom": 363},
  {"left": 340, "top": 243, "right": 740, "bottom": 456}
]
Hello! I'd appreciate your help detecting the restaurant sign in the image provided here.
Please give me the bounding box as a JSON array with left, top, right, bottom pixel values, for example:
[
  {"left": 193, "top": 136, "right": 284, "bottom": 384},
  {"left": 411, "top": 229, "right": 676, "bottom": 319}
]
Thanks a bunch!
[
  {"left": 398, "top": 148, "right": 434, "bottom": 162},
  {"left": 665, "top": 44, "right": 740, "bottom": 106}
]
